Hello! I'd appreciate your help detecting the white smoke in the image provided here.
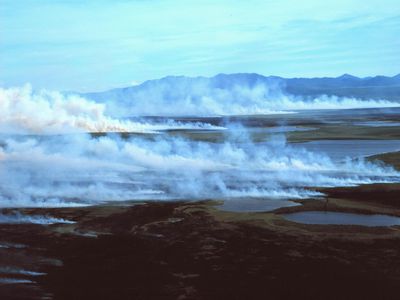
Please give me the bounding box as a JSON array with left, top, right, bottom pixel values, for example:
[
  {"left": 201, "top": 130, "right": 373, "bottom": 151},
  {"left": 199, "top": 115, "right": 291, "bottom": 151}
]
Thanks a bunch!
[
  {"left": 0, "top": 132, "right": 398, "bottom": 207},
  {"left": 0, "top": 83, "right": 399, "bottom": 208},
  {"left": 0, "top": 85, "right": 223, "bottom": 134},
  {"left": 96, "top": 80, "right": 400, "bottom": 117},
  {"left": 0, "top": 267, "right": 46, "bottom": 276},
  {"left": 0, "top": 278, "right": 35, "bottom": 285},
  {"left": 0, "top": 211, "right": 74, "bottom": 224}
]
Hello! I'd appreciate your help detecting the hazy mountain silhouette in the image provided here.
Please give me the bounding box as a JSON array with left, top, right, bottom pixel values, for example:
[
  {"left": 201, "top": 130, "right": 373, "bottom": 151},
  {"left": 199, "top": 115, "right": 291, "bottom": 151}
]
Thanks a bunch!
[{"left": 83, "top": 73, "right": 400, "bottom": 103}]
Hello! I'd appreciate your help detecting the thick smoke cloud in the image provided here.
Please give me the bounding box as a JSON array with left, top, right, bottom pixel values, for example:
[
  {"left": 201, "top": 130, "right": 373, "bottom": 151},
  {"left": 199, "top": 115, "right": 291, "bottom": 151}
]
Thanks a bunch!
[
  {"left": 0, "top": 132, "right": 398, "bottom": 207},
  {"left": 0, "top": 85, "right": 222, "bottom": 134},
  {"left": 0, "top": 84, "right": 399, "bottom": 207}
]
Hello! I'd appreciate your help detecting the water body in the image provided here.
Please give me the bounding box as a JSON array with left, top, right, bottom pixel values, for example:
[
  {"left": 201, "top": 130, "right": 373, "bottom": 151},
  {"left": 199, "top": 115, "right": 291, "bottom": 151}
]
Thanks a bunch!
[
  {"left": 296, "top": 140, "right": 400, "bottom": 161},
  {"left": 282, "top": 211, "right": 400, "bottom": 227},
  {"left": 352, "top": 121, "right": 400, "bottom": 127},
  {"left": 255, "top": 126, "right": 315, "bottom": 133}
]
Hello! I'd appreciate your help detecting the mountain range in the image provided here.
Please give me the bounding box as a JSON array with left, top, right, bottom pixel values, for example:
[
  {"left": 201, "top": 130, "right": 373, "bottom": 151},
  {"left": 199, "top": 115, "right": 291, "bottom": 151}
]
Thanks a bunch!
[{"left": 83, "top": 73, "right": 400, "bottom": 103}]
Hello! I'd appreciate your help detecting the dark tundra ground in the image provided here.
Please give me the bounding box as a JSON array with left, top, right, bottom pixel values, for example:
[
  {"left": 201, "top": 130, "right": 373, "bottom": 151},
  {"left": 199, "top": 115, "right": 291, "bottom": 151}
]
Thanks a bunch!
[
  {"left": 1, "top": 180, "right": 400, "bottom": 300},
  {"left": 1, "top": 109, "right": 400, "bottom": 300}
]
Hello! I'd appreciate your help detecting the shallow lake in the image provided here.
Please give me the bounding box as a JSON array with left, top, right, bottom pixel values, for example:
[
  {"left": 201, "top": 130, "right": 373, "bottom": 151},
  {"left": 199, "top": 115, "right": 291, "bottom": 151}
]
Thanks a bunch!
[
  {"left": 352, "top": 121, "right": 400, "bottom": 127},
  {"left": 296, "top": 140, "right": 400, "bottom": 161},
  {"left": 282, "top": 211, "right": 400, "bottom": 227}
]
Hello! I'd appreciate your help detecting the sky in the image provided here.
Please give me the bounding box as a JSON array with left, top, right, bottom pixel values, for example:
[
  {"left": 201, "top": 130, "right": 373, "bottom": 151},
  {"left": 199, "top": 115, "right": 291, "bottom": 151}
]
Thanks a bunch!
[{"left": 0, "top": 0, "right": 399, "bottom": 92}]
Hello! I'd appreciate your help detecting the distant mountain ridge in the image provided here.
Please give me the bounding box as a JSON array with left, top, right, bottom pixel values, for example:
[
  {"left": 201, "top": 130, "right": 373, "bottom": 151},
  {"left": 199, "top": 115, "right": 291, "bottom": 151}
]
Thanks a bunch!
[{"left": 82, "top": 73, "right": 400, "bottom": 103}]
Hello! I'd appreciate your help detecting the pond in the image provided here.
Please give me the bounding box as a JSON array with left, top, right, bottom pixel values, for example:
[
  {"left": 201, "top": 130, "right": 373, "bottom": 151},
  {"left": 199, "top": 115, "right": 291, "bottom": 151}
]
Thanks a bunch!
[
  {"left": 282, "top": 211, "right": 400, "bottom": 227},
  {"left": 296, "top": 140, "right": 400, "bottom": 161}
]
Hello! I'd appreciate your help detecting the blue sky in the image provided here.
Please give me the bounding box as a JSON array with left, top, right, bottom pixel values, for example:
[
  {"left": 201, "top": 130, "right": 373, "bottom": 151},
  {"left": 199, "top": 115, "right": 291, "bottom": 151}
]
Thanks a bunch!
[{"left": 1, "top": 0, "right": 399, "bottom": 91}]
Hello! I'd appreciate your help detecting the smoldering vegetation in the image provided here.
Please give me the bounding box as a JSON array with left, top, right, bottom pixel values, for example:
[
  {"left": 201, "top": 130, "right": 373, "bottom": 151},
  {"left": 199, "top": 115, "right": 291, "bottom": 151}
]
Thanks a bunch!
[
  {"left": 0, "top": 84, "right": 399, "bottom": 208},
  {"left": 0, "top": 85, "right": 223, "bottom": 134},
  {"left": 1, "top": 129, "right": 399, "bottom": 207},
  {"left": 0, "top": 211, "right": 74, "bottom": 224}
]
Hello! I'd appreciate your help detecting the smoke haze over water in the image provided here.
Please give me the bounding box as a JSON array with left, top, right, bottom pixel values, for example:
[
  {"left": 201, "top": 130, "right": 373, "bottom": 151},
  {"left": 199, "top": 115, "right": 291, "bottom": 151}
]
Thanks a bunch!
[{"left": 0, "top": 84, "right": 399, "bottom": 207}]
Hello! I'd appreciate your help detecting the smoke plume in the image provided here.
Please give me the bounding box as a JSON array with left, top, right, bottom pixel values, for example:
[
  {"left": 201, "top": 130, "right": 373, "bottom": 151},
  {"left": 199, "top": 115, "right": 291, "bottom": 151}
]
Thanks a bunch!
[{"left": 0, "top": 83, "right": 399, "bottom": 207}]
